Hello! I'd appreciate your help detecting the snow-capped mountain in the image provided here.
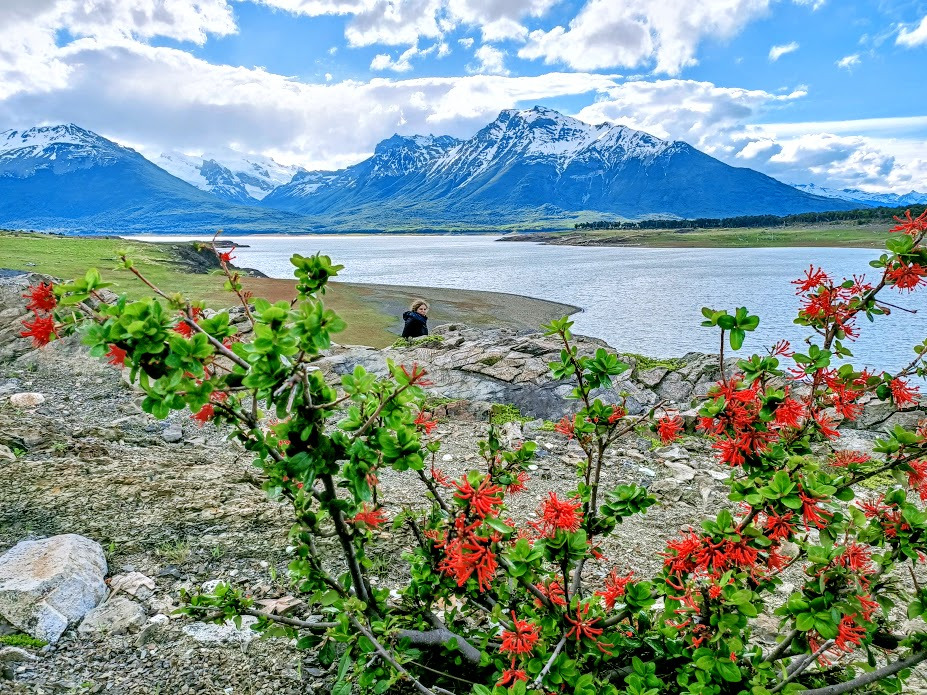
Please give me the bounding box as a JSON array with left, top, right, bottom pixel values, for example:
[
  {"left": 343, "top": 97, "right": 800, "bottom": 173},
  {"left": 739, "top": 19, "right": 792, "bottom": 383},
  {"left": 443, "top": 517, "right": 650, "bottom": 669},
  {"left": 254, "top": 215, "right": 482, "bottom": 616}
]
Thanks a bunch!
[
  {"left": 156, "top": 149, "right": 302, "bottom": 204},
  {"left": 263, "top": 106, "right": 858, "bottom": 223},
  {"left": 0, "top": 124, "right": 320, "bottom": 234},
  {"left": 791, "top": 183, "right": 927, "bottom": 208}
]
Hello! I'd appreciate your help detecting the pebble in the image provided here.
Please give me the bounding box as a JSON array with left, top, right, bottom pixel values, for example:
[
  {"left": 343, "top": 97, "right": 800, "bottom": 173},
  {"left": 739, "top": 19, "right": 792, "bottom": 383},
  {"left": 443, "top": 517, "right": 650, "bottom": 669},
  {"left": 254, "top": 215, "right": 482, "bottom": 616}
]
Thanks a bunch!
[
  {"left": 162, "top": 424, "right": 184, "bottom": 443},
  {"left": 9, "top": 392, "right": 45, "bottom": 408}
]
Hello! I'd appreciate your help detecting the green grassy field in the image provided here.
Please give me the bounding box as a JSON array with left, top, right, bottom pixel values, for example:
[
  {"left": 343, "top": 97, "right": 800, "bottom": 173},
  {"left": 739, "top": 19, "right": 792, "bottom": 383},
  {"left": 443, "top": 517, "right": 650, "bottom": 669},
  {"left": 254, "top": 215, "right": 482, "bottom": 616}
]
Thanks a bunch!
[
  {"left": 510, "top": 222, "right": 894, "bottom": 248},
  {"left": 0, "top": 231, "right": 577, "bottom": 347}
]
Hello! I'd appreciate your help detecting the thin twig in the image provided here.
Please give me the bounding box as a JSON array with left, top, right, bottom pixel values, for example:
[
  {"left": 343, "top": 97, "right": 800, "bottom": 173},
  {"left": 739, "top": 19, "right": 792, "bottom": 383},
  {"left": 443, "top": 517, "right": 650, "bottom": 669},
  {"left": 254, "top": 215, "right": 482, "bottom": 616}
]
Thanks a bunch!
[
  {"left": 533, "top": 634, "right": 566, "bottom": 688},
  {"left": 349, "top": 616, "right": 440, "bottom": 695},
  {"left": 769, "top": 640, "right": 834, "bottom": 693},
  {"left": 762, "top": 629, "right": 799, "bottom": 664},
  {"left": 797, "top": 650, "right": 927, "bottom": 695}
]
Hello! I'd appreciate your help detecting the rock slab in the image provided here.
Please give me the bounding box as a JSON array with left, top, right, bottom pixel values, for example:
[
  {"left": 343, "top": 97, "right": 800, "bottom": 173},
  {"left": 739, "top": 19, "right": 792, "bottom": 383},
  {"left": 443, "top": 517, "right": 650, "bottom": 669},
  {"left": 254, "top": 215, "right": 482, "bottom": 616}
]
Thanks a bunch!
[{"left": 0, "top": 534, "right": 107, "bottom": 643}]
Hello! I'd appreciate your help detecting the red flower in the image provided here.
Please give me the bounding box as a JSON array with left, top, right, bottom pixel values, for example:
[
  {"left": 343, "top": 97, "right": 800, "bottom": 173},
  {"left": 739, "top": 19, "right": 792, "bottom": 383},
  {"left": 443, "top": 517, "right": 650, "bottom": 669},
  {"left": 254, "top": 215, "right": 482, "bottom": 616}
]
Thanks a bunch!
[
  {"left": 764, "top": 510, "right": 796, "bottom": 541},
  {"left": 836, "top": 542, "right": 873, "bottom": 573},
  {"left": 834, "top": 614, "right": 867, "bottom": 652},
  {"left": 596, "top": 569, "right": 635, "bottom": 611},
  {"left": 174, "top": 319, "right": 194, "bottom": 338},
  {"left": 218, "top": 251, "right": 235, "bottom": 264},
  {"left": 565, "top": 602, "right": 612, "bottom": 654},
  {"left": 536, "top": 492, "right": 582, "bottom": 536},
  {"left": 496, "top": 669, "right": 528, "bottom": 687},
  {"left": 430, "top": 465, "right": 452, "bottom": 488},
  {"left": 105, "top": 344, "right": 128, "bottom": 368},
  {"left": 20, "top": 313, "right": 57, "bottom": 347},
  {"left": 23, "top": 283, "right": 56, "bottom": 313},
  {"left": 499, "top": 611, "right": 540, "bottom": 656},
  {"left": 799, "top": 488, "right": 832, "bottom": 530},
  {"left": 399, "top": 362, "right": 433, "bottom": 386},
  {"left": 453, "top": 477, "right": 503, "bottom": 519},
  {"left": 773, "top": 398, "right": 805, "bottom": 429},
  {"left": 191, "top": 403, "right": 215, "bottom": 425},
  {"left": 349, "top": 503, "right": 388, "bottom": 529},
  {"left": 907, "top": 459, "right": 927, "bottom": 501},
  {"left": 506, "top": 470, "right": 530, "bottom": 495},
  {"left": 813, "top": 411, "right": 840, "bottom": 440},
  {"left": 831, "top": 450, "right": 870, "bottom": 467},
  {"left": 887, "top": 262, "right": 927, "bottom": 292},
  {"left": 890, "top": 209, "right": 927, "bottom": 236},
  {"left": 437, "top": 524, "right": 498, "bottom": 592},
  {"left": 771, "top": 340, "right": 793, "bottom": 357},
  {"left": 890, "top": 378, "right": 920, "bottom": 408},
  {"left": 413, "top": 411, "right": 438, "bottom": 434},
  {"left": 792, "top": 265, "right": 831, "bottom": 294},
  {"left": 534, "top": 580, "right": 567, "bottom": 608},
  {"left": 554, "top": 415, "right": 575, "bottom": 439},
  {"left": 608, "top": 405, "right": 627, "bottom": 424},
  {"left": 656, "top": 415, "right": 683, "bottom": 444}
]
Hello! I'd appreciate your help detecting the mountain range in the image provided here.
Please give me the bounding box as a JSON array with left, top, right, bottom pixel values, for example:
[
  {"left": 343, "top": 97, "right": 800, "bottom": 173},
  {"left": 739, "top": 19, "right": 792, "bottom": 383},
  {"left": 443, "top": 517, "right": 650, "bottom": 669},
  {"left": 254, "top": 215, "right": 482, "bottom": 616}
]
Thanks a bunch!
[{"left": 1, "top": 108, "right": 910, "bottom": 235}]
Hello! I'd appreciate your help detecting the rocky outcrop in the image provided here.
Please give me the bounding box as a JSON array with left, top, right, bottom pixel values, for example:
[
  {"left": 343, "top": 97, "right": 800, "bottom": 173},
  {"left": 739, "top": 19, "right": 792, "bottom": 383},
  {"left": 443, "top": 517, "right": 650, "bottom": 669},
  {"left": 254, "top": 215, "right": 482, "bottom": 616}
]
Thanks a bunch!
[
  {"left": 318, "top": 323, "right": 724, "bottom": 420},
  {"left": 0, "top": 534, "right": 107, "bottom": 643}
]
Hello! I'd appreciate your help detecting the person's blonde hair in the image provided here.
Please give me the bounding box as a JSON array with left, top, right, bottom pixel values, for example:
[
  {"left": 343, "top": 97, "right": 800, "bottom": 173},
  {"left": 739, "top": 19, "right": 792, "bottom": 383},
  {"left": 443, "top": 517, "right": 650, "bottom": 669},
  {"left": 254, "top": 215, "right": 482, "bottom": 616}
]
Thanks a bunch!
[{"left": 410, "top": 299, "right": 428, "bottom": 312}]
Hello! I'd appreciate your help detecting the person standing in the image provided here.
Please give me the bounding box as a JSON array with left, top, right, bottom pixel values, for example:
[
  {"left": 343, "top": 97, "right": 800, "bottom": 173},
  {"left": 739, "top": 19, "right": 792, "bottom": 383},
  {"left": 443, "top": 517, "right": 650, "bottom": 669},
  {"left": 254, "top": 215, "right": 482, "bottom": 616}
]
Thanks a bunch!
[{"left": 401, "top": 300, "right": 429, "bottom": 338}]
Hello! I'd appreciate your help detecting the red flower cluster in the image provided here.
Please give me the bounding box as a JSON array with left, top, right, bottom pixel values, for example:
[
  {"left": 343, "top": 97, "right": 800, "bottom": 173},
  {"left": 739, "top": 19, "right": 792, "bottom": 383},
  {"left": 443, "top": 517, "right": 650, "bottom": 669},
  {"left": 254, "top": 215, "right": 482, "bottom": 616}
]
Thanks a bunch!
[
  {"left": 533, "top": 492, "right": 582, "bottom": 536},
  {"left": 799, "top": 487, "right": 833, "bottom": 530},
  {"left": 891, "top": 209, "right": 927, "bottom": 235},
  {"left": 662, "top": 530, "right": 763, "bottom": 578},
  {"left": 890, "top": 378, "right": 920, "bottom": 408},
  {"left": 907, "top": 459, "right": 927, "bottom": 502},
  {"left": 533, "top": 580, "right": 567, "bottom": 608},
  {"left": 499, "top": 611, "right": 540, "bottom": 656},
  {"left": 435, "top": 517, "right": 498, "bottom": 591},
  {"left": 453, "top": 477, "right": 503, "bottom": 519},
  {"left": 105, "top": 344, "right": 128, "bottom": 368},
  {"left": 349, "top": 503, "right": 388, "bottom": 529},
  {"left": 595, "top": 569, "right": 635, "bottom": 611},
  {"left": 656, "top": 414, "right": 683, "bottom": 444},
  {"left": 505, "top": 470, "right": 530, "bottom": 495},
  {"left": 23, "top": 283, "right": 57, "bottom": 313},
  {"left": 20, "top": 284, "right": 58, "bottom": 347},
  {"left": 191, "top": 403, "right": 215, "bottom": 426},
  {"left": 554, "top": 415, "right": 575, "bottom": 439},
  {"left": 565, "top": 602, "right": 612, "bottom": 654},
  {"left": 399, "top": 362, "right": 432, "bottom": 386},
  {"left": 831, "top": 450, "right": 871, "bottom": 467},
  {"left": 413, "top": 411, "right": 438, "bottom": 434},
  {"left": 887, "top": 262, "right": 927, "bottom": 292},
  {"left": 857, "top": 496, "right": 910, "bottom": 538}
]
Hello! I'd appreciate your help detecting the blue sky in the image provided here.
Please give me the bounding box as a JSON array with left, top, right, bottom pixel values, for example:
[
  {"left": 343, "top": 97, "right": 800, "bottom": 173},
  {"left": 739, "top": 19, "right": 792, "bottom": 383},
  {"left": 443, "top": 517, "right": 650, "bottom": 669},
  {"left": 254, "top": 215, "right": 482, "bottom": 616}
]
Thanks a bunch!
[{"left": 0, "top": 0, "right": 925, "bottom": 191}]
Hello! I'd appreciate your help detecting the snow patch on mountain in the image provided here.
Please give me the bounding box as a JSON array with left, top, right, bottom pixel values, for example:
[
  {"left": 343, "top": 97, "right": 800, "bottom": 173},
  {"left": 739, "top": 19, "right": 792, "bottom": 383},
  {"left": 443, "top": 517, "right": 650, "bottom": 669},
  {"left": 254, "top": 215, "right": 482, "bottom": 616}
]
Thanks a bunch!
[
  {"left": 156, "top": 149, "right": 302, "bottom": 202},
  {"left": 791, "top": 183, "right": 927, "bottom": 208},
  {"left": 0, "top": 124, "right": 132, "bottom": 177}
]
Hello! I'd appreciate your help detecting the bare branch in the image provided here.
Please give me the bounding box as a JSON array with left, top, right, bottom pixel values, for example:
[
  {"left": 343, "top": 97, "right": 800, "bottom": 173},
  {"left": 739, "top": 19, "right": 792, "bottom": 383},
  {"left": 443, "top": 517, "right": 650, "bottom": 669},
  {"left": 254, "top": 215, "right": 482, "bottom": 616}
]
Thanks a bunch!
[{"left": 797, "top": 650, "right": 927, "bottom": 695}]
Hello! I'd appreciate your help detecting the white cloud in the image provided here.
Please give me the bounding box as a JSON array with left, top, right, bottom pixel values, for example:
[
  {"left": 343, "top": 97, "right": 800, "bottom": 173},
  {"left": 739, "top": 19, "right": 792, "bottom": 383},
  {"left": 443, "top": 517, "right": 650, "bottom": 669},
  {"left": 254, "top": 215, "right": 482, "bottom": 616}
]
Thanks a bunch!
[
  {"left": 768, "top": 41, "right": 799, "bottom": 61},
  {"left": 458, "top": 37, "right": 475, "bottom": 48},
  {"left": 469, "top": 45, "right": 509, "bottom": 75},
  {"left": 0, "top": 36, "right": 617, "bottom": 169},
  {"left": 835, "top": 54, "right": 860, "bottom": 69},
  {"left": 897, "top": 15, "right": 927, "bottom": 47},
  {"left": 370, "top": 44, "right": 436, "bottom": 72},
  {"left": 518, "top": 0, "right": 772, "bottom": 75},
  {"left": 573, "top": 79, "right": 926, "bottom": 193},
  {"left": 792, "top": 0, "right": 825, "bottom": 10}
]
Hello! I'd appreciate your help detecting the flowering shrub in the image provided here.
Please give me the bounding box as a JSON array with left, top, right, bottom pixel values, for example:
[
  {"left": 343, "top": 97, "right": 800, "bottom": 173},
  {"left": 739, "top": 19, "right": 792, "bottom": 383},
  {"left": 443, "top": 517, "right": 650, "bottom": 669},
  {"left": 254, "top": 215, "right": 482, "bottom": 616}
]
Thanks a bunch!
[{"left": 21, "top": 212, "right": 927, "bottom": 695}]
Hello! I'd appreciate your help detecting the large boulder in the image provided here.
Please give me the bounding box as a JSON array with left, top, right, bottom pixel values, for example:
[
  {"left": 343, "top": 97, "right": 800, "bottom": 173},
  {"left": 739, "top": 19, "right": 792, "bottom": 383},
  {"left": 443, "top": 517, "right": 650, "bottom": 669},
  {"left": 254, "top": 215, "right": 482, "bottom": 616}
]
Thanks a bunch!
[{"left": 0, "top": 534, "right": 107, "bottom": 643}]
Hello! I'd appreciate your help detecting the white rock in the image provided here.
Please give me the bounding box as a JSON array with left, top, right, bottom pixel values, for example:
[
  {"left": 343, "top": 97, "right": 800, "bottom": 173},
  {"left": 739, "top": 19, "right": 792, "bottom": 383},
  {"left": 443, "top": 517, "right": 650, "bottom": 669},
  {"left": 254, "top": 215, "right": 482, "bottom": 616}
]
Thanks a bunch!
[
  {"left": 78, "top": 596, "right": 147, "bottom": 635},
  {"left": 664, "top": 461, "right": 696, "bottom": 482},
  {"left": 182, "top": 616, "right": 258, "bottom": 645},
  {"left": 655, "top": 445, "right": 689, "bottom": 461},
  {"left": 0, "top": 534, "right": 107, "bottom": 643},
  {"left": 0, "top": 646, "right": 37, "bottom": 663},
  {"left": 442, "top": 454, "right": 453, "bottom": 462},
  {"left": 0, "top": 445, "right": 15, "bottom": 462},
  {"left": 200, "top": 579, "right": 222, "bottom": 594},
  {"left": 109, "top": 572, "right": 155, "bottom": 600},
  {"left": 9, "top": 392, "right": 44, "bottom": 408}
]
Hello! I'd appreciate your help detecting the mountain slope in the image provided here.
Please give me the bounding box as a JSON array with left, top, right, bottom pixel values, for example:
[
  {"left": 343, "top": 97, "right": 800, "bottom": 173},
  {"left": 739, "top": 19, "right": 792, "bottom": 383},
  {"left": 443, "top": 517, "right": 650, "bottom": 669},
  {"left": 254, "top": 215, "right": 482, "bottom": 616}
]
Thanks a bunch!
[
  {"left": 156, "top": 150, "right": 302, "bottom": 204},
  {"left": 0, "top": 125, "right": 321, "bottom": 234},
  {"left": 791, "top": 183, "right": 927, "bottom": 208},
  {"left": 261, "top": 106, "right": 859, "bottom": 224}
]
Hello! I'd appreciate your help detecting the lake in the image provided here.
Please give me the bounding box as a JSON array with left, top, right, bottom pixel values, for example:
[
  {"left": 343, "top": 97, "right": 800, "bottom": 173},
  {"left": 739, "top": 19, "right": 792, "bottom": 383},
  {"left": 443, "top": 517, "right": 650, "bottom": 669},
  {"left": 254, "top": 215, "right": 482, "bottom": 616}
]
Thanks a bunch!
[{"left": 137, "top": 235, "right": 926, "bottom": 373}]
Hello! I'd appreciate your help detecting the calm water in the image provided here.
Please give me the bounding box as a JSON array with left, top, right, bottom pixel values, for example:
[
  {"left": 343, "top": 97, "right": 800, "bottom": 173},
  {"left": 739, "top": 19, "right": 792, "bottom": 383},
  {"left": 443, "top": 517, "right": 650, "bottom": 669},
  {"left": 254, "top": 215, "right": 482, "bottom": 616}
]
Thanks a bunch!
[{"left": 136, "top": 235, "right": 926, "bottom": 373}]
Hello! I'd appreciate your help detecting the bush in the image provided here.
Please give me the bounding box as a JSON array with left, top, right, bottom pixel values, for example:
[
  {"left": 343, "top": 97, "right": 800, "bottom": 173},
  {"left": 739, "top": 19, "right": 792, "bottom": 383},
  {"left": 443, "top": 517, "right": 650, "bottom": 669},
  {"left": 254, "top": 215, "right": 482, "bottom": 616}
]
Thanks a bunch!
[{"left": 19, "top": 213, "right": 927, "bottom": 695}]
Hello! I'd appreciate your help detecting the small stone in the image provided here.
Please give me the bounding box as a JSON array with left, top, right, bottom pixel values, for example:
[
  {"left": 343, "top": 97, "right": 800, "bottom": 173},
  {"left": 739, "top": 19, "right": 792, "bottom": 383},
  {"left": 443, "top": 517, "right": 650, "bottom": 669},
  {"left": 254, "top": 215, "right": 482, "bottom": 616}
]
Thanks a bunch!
[
  {"left": 638, "top": 466, "right": 656, "bottom": 476},
  {"left": 664, "top": 461, "right": 696, "bottom": 482},
  {"left": 0, "top": 445, "right": 14, "bottom": 462},
  {"left": 0, "top": 646, "right": 37, "bottom": 663},
  {"left": 441, "top": 454, "right": 453, "bottom": 461},
  {"left": 655, "top": 445, "right": 689, "bottom": 461},
  {"left": 182, "top": 616, "right": 258, "bottom": 645},
  {"left": 9, "top": 392, "right": 44, "bottom": 408},
  {"left": 109, "top": 572, "right": 156, "bottom": 601},
  {"left": 162, "top": 425, "right": 183, "bottom": 443}
]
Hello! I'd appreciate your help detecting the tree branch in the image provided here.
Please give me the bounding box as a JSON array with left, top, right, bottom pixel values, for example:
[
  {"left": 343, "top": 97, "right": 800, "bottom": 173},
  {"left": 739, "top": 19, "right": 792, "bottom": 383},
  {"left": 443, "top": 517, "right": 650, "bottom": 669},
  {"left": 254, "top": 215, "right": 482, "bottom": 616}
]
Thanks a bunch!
[
  {"left": 395, "top": 626, "right": 482, "bottom": 665},
  {"left": 797, "top": 650, "right": 927, "bottom": 695},
  {"left": 349, "top": 615, "right": 443, "bottom": 695}
]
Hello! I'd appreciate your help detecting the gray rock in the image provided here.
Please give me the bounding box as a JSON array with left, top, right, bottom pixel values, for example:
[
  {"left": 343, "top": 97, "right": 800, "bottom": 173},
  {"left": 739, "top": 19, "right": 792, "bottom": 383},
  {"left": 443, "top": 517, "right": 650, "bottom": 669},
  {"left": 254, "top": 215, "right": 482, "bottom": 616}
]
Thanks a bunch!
[
  {"left": 182, "top": 616, "right": 258, "bottom": 645},
  {"left": 664, "top": 461, "right": 696, "bottom": 482},
  {"left": 77, "top": 596, "right": 147, "bottom": 636},
  {"left": 636, "top": 367, "right": 668, "bottom": 388},
  {"left": 655, "top": 445, "right": 689, "bottom": 461},
  {"left": 0, "top": 646, "right": 37, "bottom": 663},
  {"left": 0, "top": 445, "right": 14, "bottom": 462},
  {"left": 162, "top": 424, "right": 184, "bottom": 443},
  {"left": 109, "top": 572, "right": 156, "bottom": 600},
  {"left": 0, "top": 534, "right": 107, "bottom": 643},
  {"left": 9, "top": 392, "right": 45, "bottom": 408}
]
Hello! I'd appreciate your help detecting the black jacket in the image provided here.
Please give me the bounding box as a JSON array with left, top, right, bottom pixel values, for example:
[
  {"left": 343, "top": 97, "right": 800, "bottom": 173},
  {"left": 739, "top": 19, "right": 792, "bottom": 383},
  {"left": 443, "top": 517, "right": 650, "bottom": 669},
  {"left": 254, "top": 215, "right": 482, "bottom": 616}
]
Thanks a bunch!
[{"left": 401, "top": 311, "right": 428, "bottom": 338}]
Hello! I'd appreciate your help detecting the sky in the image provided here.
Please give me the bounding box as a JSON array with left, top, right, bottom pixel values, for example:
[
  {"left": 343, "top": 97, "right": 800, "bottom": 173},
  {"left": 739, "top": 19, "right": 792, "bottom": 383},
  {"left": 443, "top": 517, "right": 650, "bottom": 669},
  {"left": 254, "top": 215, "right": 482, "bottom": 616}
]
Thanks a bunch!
[{"left": 0, "top": 0, "right": 926, "bottom": 192}]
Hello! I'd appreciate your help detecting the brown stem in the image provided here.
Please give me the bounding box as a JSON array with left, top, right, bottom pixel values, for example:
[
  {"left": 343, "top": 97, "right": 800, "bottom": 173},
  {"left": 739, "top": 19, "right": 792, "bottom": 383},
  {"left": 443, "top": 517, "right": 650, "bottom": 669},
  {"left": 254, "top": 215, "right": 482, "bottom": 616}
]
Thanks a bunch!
[
  {"left": 796, "top": 650, "right": 927, "bottom": 695},
  {"left": 395, "top": 627, "right": 481, "bottom": 665},
  {"left": 242, "top": 608, "right": 336, "bottom": 631},
  {"left": 349, "top": 615, "right": 442, "bottom": 695},
  {"left": 533, "top": 634, "right": 566, "bottom": 688},
  {"left": 770, "top": 640, "right": 834, "bottom": 693},
  {"left": 417, "top": 469, "right": 450, "bottom": 514},
  {"left": 762, "top": 628, "right": 799, "bottom": 664},
  {"left": 352, "top": 384, "right": 411, "bottom": 442},
  {"left": 320, "top": 474, "right": 373, "bottom": 611}
]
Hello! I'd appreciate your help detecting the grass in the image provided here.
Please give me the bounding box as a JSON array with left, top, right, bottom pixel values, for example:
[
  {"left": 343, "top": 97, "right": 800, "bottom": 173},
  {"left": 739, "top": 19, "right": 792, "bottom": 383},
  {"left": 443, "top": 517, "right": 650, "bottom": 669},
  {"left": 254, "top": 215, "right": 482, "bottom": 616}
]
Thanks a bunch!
[
  {"left": 0, "top": 634, "right": 48, "bottom": 649},
  {"left": 622, "top": 352, "right": 685, "bottom": 371},
  {"left": 0, "top": 231, "right": 398, "bottom": 347},
  {"left": 490, "top": 403, "right": 533, "bottom": 425},
  {"left": 156, "top": 539, "right": 191, "bottom": 565},
  {"left": 390, "top": 335, "right": 446, "bottom": 349},
  {"left": 516, "top": 222, "right": 895, "bottom": 249}
]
